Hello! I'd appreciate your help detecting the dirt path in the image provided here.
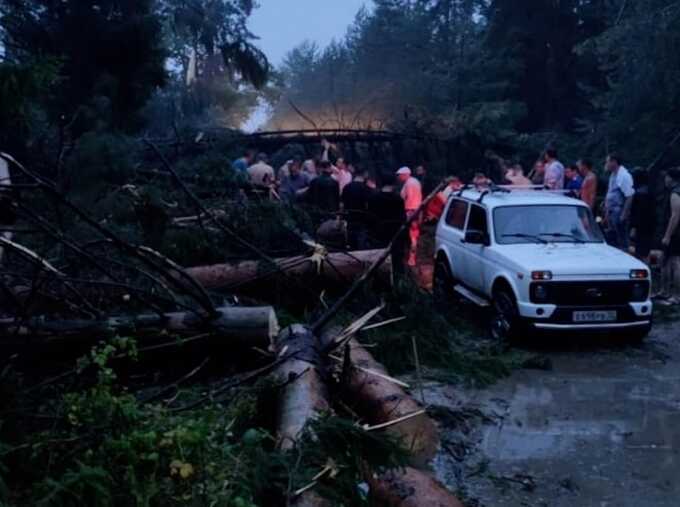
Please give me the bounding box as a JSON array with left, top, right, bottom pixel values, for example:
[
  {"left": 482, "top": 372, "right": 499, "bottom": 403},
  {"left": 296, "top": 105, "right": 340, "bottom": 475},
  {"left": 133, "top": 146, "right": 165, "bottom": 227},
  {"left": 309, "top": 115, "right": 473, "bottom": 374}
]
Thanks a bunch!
[{"left": 424, "top": 316, "right": 680, "bottom": 507}]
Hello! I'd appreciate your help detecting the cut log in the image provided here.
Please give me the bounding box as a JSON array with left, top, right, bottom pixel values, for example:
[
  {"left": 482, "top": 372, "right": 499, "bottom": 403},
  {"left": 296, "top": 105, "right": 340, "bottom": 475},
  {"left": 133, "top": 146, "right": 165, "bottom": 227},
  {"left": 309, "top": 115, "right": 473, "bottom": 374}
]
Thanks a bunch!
[
  {"left": 369, "top": 467, "right": 464, "bottom": 507},
  {"left": 275, "top": 324, "right": 330, "bottom": 450},
  {"left": 274, "top": 324, "right": 331, "bottom": 507},
  {"left": 184, "top": 249, "right": 393, "bottom": 292},
  {"left": 0, "top": 305, "right": 278, "bottom": 346},
  {"left": 343, "top": 339, "right": 439, "bottom": 467}
]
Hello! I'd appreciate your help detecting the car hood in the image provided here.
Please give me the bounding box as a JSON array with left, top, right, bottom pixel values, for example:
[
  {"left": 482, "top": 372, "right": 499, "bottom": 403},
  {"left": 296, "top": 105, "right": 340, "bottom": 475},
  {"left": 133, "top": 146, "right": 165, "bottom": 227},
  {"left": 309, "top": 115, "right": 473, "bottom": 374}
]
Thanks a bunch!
[{"left": 496, "top": 242, "right": 647, "bottom": 277}]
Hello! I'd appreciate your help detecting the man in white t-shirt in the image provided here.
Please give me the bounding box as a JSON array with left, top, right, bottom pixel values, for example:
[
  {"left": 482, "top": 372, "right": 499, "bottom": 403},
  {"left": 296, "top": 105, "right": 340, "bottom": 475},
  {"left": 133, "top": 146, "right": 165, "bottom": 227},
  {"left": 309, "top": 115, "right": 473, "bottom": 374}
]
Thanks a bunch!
[
  {"left": 543, "top": 148, "right": 565, "bottom": 190},
  {"left": 604, "top": 153, "right": 635, "bottom": 250},
  {"left": 247, "top": 153, "right": 275, "bottom": 187},
  {"left": 397, "top": 167, "right": 423, "bottom": 267}
]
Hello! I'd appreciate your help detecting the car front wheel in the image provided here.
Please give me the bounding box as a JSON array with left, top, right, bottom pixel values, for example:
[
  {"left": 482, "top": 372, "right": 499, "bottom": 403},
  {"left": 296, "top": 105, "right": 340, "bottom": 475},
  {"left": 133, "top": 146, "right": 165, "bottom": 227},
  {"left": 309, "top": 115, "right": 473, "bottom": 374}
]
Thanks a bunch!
[
  {"left": 433, "top": 258, "right": 455, "bottom": 305},
  {"left": 490, "top": 287, "right": 523, "bottom": 342}
]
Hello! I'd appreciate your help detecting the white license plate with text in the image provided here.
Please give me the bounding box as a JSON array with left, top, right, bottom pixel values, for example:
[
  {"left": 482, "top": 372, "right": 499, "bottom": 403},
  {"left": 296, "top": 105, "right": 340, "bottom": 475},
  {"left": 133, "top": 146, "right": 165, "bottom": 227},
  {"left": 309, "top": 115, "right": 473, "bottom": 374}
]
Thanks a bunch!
[{"left": 573, "top": 311, "right": 617, "bottom": 323}]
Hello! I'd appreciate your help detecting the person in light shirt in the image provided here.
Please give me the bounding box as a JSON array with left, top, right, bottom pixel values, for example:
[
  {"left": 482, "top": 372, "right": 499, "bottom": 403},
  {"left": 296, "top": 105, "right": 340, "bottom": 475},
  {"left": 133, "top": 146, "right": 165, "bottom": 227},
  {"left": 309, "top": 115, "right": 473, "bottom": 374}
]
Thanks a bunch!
[
  {"left": 543, "top": 148, "right": 565, "bottom": 190},
  {"left": 604, "top": 153, "right": 635, "bottom": 250},
  {"left": 397, "top": 167, "right": 423, "bottom": 267},
  {"left": 247, "top": 153, "right": 275, "bottom": 187},
  {"left": 332, "top": 157, "right": 353, "bottom": 194}
]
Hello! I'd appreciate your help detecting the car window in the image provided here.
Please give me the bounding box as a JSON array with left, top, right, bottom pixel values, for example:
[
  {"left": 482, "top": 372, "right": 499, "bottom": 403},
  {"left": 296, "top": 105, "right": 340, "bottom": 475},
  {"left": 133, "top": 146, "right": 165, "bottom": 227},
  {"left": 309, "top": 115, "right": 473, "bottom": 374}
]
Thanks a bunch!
[
  {"left": 445, "top": 199, "right": 468, "bottom": 230},
  {"left": 493, "top": 205, "right": 604, "bottom": 244},
  {"left": 467, "top": 204, "right": 488, "bottom": 234}
]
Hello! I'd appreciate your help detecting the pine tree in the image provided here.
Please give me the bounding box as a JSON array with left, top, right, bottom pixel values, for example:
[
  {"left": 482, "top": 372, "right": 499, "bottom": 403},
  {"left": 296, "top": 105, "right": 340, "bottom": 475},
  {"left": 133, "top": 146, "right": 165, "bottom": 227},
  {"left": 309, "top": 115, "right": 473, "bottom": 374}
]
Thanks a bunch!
[{"left": 1, "top": 0, "right": 167, "bottom": 134}]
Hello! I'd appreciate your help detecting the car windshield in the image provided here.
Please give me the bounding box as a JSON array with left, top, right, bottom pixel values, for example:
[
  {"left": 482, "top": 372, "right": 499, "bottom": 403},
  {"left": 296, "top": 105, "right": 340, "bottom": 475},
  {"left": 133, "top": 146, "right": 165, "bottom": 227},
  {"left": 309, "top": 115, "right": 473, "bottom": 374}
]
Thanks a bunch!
[{"left": 494, "top": 205, "right": 604, "bottom": 244}]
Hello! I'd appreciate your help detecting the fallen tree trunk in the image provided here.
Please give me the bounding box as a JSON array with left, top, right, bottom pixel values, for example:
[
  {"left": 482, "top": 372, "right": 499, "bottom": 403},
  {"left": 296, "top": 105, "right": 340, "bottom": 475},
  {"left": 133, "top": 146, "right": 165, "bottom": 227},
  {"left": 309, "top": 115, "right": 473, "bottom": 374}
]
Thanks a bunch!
[
  {"left": 274, "top": 324, "right": 331, "bottom": 507},
  {"left": 184, "top": 249, "right": 393, "bottom": 292},
  {"left": 0, "top": 306, "right": 278, "bottom": 346},
  {"left": 275, "top": 324, "right": 329, "bottom": 450},
  {"left": 343, "top": 339, "right": 439, "bottom": 467},
  {"left": 369, "top": 467, "right": 465, "bottom": 507}
]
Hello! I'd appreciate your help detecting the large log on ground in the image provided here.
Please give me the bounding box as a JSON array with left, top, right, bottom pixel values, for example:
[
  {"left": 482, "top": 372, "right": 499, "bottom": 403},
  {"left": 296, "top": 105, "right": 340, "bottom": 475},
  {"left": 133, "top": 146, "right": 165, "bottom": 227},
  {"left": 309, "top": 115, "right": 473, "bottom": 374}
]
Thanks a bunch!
[
  {"left": 0, "top": 306, "right": 278, "bottom": 346},
  {"left": 275, "top": 324, "right": 329, "bottom": 449},
  {"left": 369, "top": 467, "right": 464, "bottom": 507},
  {"left": 274, "top": 324, "right": 331, "bottom": 507},
  {"left": 343, "top": 339, "right": 439, "bottom": 466},
  {"left": 184, "top": 250, "right": 393, "bottom": 291}
]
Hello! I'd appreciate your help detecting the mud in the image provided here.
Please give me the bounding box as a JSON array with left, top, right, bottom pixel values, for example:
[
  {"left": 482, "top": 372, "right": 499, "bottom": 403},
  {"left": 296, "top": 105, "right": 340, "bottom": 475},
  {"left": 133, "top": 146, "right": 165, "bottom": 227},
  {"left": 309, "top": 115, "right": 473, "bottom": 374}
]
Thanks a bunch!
[{"left": 425, "top": 317, "right": 680, "bottom": 507}]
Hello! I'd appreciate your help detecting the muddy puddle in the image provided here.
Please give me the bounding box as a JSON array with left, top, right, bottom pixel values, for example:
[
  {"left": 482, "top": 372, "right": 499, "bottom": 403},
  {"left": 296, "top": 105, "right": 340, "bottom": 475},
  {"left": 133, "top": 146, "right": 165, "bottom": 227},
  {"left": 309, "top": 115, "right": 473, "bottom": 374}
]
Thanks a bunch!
[{"left": 424, "top": 320, "right": 680, "bottom": 507}]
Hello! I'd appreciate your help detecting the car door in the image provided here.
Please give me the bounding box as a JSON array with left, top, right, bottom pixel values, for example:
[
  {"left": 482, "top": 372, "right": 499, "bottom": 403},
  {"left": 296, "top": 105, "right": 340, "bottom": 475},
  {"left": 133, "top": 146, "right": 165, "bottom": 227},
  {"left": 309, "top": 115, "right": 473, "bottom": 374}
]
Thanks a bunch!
[
  {"left": 461, "top": 203, "right": 490, "bottom": 292},
  {"left": 439, "top": 198, "right": 469, "bottom": 282}
]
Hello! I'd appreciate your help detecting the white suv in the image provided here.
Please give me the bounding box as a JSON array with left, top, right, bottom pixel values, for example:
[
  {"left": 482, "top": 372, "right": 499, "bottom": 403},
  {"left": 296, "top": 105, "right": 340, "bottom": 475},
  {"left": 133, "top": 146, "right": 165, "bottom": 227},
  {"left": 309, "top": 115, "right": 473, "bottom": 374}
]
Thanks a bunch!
[{"left": 433, "top": 187, "right": 653, "bottom": 342}]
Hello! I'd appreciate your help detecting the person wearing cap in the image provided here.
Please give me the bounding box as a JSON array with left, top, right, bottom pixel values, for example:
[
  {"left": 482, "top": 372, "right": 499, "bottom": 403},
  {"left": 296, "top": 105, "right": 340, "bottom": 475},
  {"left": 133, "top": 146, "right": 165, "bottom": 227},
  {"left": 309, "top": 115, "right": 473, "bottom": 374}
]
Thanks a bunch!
[
  {"left": 397, "top": 167, "right": 423, "bottom": 267},
  {"left": 247, "top": 153, "right": 275, "bottom": 188}
]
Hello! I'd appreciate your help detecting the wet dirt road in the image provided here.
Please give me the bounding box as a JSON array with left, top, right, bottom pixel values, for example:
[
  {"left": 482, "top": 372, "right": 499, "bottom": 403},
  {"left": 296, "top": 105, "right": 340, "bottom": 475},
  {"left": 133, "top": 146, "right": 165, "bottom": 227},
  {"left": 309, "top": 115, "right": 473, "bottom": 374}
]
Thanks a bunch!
[{"left": 425, "top": 316, "right": 680, "bottom": 507}]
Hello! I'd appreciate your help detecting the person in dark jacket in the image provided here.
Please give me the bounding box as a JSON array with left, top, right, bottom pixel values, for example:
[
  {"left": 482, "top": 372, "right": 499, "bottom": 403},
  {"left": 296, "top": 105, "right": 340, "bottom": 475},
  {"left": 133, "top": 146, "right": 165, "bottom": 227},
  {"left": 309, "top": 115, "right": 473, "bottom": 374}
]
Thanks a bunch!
[
  {"left": 368, "top": 177, "right": 407, "bottom": 274},
  {"left": 342, "top": 170, "right": 375, "bottom": 249},
  {"left": 306, "top": 161, "right": 340, "bottom": 213},
  {"left": 630, "top": 169, "right": 653, "bottom": 260}
]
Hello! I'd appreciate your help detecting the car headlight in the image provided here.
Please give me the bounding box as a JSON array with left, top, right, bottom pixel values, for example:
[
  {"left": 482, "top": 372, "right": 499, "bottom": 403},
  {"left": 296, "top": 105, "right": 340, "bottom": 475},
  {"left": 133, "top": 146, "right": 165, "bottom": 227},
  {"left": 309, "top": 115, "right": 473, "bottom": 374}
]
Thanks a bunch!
[
  {"left": 532, "top": 271, "right": 553, "bottom": 281},
  {"left": 630, "top": 269, "right": 649, "bottom": 280}
]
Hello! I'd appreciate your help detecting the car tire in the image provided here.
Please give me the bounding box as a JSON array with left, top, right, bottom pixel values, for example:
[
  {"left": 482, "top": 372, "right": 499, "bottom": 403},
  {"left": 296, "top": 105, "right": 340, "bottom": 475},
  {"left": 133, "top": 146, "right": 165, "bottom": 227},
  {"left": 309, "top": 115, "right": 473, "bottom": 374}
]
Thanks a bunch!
[
  {"left": 490, "top": 287, "right": 523, "bottom": 343},
  {"left": 433, "top": 257, "right": 456, "bottom": 305}
]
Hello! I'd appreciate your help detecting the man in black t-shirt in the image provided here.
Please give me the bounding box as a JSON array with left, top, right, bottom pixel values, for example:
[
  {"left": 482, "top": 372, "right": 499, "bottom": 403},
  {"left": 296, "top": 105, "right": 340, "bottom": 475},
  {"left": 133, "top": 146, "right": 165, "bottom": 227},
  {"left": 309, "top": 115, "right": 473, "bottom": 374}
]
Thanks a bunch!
[
  {"left": 342, "top": 170, "right": 375, "bottom": 249},
  {"left": 306, "top": 161, "right": 340, "bottom": 213},
  {"left": 368, "top": 179, "right": 407, "bottom": 274}
]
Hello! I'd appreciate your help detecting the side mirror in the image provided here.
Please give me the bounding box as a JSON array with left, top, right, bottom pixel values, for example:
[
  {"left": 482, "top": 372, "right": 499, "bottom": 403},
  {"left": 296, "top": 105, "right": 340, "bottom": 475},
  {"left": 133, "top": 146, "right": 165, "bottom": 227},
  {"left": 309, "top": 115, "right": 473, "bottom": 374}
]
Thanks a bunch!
[{"left": 464, "top": 229, "right": 489, "bottom": 246}]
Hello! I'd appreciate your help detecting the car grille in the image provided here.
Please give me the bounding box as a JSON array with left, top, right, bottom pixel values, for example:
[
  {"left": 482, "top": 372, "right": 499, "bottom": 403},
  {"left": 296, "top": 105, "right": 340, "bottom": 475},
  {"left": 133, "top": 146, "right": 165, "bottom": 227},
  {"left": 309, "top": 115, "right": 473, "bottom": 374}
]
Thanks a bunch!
[{"left": 530, "top": 281, "right": 650, "bottom": 306}]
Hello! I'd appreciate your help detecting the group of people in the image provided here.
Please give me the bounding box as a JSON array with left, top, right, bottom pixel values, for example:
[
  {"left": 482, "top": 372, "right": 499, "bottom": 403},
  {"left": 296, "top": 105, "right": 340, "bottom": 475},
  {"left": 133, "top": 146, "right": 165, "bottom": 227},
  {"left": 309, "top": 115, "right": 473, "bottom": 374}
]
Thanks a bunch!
[
  {"left": 232, "top": 144, "right": 680, "bottom": 301},
  {"left": 499, "top": 149, "right": 680, "bottom": 304},
  {"left": 232, "top": 143, "right": 429, "bottom": 268}
]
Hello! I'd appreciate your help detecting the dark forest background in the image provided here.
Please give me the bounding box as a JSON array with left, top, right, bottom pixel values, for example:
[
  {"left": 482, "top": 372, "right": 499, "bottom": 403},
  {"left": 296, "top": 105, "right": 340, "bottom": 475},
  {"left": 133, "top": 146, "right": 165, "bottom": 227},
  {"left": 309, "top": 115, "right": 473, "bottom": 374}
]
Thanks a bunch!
[
  {"left": 272, "top": 0, "right": 680, "bottom": 173},
  {"left": 2, "top": 0, "right": 680, "bottom": 173}
]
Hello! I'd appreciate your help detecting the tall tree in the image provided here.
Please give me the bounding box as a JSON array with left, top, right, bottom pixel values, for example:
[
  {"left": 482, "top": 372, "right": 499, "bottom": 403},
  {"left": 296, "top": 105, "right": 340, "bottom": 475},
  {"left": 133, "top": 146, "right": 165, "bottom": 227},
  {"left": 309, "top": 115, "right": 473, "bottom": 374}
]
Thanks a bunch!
[
  {"left": 483, "top": 0, "right": 605, "bottom": 132},
  {"left": 1, "top": 0, "right": 167, "bottom": 133}
]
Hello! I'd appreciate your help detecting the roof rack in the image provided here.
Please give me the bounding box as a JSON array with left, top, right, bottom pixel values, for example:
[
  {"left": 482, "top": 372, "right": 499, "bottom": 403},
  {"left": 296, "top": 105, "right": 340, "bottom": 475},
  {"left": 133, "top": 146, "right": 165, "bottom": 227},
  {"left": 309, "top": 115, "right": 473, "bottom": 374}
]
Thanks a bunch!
[{"left": 455, "top": 183, "right": 574, "bottom": 203}]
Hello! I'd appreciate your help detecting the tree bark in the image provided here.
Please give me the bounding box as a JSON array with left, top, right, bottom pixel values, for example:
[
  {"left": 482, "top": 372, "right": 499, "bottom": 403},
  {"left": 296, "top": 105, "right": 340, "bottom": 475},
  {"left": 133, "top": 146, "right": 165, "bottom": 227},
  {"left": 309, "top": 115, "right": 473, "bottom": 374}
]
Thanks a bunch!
[
  {"left": 369, "top": 467, "right": 464, "bottom": 507},
  {"left": 275, "top": 324, "right": 330, "bottom": 450},
  {"left": 0, "top": 306, "right": 279, "bottom": 346},
  {"left": 184, "top": 250, "right": 393, "bottom": 291},
  {"left": 343, "top": 339, "right": 439, "bottom": 467},
  {"left": 274, "top": 324, "right": 332, "bottom": 507}
]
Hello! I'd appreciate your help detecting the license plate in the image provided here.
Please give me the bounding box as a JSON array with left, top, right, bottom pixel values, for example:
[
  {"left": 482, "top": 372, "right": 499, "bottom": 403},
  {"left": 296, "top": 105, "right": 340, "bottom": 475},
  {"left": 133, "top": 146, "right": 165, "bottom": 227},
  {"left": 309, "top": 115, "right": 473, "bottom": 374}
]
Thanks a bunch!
[{"left": 573, "top": 311, "right": 617, "bottom": 323}]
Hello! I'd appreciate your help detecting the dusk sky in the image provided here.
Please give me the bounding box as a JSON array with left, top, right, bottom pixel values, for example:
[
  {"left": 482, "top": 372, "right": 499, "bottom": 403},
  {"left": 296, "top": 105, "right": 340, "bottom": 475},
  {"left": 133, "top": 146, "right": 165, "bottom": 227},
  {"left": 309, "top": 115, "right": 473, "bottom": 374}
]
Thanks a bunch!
[{"left": 248, "top": 0, "right": 370, "bottom": 66}]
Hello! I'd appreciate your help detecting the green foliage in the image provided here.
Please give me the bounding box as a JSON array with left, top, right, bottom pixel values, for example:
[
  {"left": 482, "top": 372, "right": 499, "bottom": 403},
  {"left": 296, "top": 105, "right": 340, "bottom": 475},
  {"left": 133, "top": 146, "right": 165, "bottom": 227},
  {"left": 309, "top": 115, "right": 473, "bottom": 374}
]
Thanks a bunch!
[
  {"left": 0, "top": 337, "right": 406, "bottom": 507},
  {"left": 0, "top": 59, "right": 59, "bottom": 153},
  {"left": 1, "top": 0, "right": 167, "bottom": 134},
  {"left": 368, "top": 278, "right": 526, "bottom": 386},
  {"left": 66, "top": 133, "right": 138, "bottom": 190}
]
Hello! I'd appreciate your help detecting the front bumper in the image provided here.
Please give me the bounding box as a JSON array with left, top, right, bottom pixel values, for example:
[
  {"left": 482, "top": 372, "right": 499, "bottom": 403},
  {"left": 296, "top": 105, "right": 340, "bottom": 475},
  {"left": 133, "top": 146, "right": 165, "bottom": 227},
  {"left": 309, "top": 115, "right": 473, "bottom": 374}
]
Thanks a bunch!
[
  {"left": 533, "top": 320, "right": 651, "bottom": 331},
  {"left": 517, "top": 301, "right": 653, "bottom": 331}
]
